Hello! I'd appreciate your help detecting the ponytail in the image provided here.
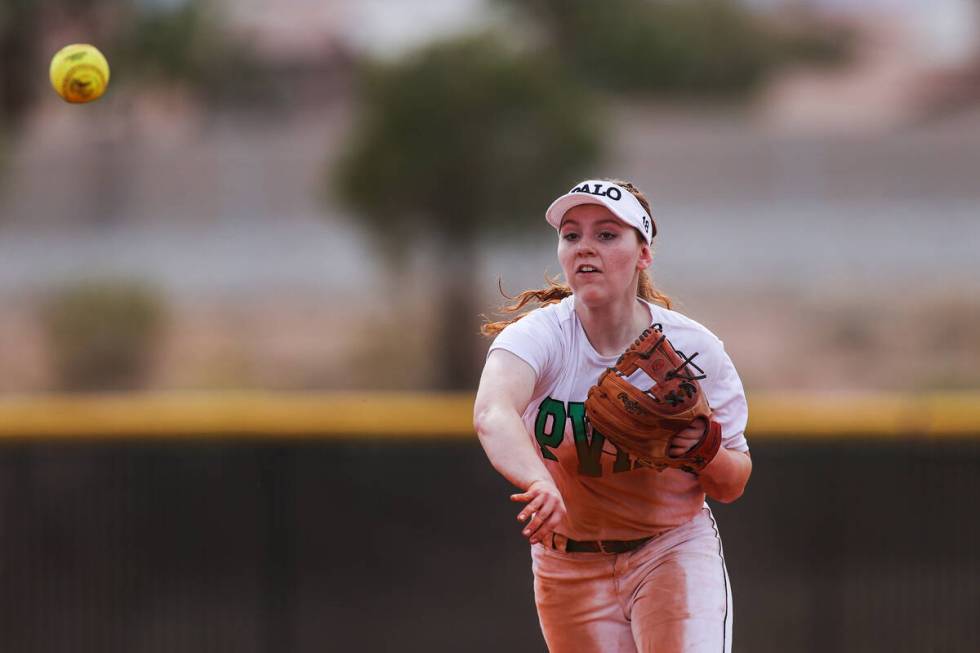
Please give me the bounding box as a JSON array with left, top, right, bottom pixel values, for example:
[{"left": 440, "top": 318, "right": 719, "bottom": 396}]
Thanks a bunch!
[{"left": 481, "top": 270, "right": 671, "bottom": 337}]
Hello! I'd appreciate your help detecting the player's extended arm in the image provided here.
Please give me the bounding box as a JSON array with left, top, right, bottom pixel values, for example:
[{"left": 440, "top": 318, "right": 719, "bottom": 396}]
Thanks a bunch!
[
  {"left": 474, "top": 349, "right": 566, "bottom": 544},
  {"left": 474, "top": 349, "right": 548, "bottom": 488}
]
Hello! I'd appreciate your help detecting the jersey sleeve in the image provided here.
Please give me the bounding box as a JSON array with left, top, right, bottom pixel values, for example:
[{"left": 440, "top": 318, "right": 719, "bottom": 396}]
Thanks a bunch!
[
  {"left": 701, "top": 337, "right": 749, "bottom": 453},
  {"left": 487, "top": 308, "right": 561, "bottom": 384}
]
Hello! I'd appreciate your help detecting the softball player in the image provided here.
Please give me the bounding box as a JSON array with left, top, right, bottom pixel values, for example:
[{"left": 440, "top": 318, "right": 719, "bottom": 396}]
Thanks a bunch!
[{"left": 474, "top": 179, "right": 752, "bottom": 652}]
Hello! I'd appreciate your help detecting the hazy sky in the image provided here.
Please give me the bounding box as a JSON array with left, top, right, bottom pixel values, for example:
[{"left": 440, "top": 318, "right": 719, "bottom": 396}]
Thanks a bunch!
[
  {"left": 346, "top": 0, "right": 491, "bottom": 56},
  {"left": 745, "top": 0, "right": 978, "bottom": 63},
  {"left": 351, "top": 0, "right": 979, "bottom": 64},
  {"left": 219, "top": 0, "right": 977, "bottom": 64}
]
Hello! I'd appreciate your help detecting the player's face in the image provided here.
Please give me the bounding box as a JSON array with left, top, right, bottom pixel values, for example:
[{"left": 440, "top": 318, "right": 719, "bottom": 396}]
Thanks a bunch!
[{"left": 557, "top": 204, "right": 652, "bottom": 307}]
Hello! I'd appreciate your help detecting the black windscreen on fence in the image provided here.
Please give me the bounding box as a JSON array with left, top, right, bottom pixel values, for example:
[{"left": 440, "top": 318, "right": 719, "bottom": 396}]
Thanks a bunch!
[{"left": 1, "top": 438, "right": 977, "bottom": 653}]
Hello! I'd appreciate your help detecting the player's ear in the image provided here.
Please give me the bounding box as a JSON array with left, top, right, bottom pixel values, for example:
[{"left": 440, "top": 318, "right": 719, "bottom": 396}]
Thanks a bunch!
[{"left": 637, "top": 242, "right": 653, "bottom": 269}]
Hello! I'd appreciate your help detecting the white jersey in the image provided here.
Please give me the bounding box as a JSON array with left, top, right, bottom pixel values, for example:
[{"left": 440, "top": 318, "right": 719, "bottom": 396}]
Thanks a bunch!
[{"left": 489, "top": 295, "right": 749, "bottom": 541}]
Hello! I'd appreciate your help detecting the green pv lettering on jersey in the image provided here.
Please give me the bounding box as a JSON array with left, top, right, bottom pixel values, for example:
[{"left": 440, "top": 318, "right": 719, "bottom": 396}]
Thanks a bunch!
[
  {"left": 613, "top": 446, "right": 632, "bottom": 473},
  {"left": 534, "top": 397, "right": 565, "bottom": 461},
  {"left": 570, "top": 402, "right": 605, "bottom": 477}
]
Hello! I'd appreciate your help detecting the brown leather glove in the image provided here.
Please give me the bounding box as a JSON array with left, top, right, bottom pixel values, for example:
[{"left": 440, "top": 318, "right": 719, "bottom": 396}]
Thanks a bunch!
[{"left": 585, "top": 323, "right": 721, "bottom": 474}]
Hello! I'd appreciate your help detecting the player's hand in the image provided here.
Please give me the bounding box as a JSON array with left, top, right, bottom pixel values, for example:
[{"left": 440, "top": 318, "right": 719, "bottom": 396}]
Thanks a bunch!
[
  {"left": 669, "top": 419, "right": 707, "bottom": 458},
  {"left": 510, "top": 479, "right": 566, "bottom": 545}
]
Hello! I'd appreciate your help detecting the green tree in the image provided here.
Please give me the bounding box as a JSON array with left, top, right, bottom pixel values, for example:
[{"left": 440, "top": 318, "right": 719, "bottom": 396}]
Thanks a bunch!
[
  {"left": 111, "top": 0, "right": 271, "bottom": 107},
  {"left": 42, "top": 279, "right": 166, "bottom": 391},
  {"left": 333, "top": 34, "right": 599, "bottom": 389},
  {"left": 0, "top": 0, "right": 43, "bottom": 128},
  {"left": 497, "top": 0, "right": 852, "bottom": 98}
]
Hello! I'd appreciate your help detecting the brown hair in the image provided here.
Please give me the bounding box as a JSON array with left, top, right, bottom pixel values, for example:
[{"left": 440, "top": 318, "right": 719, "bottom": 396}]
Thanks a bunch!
[{"left": 482, "top": 179, "right": 672, "bottom": 337}]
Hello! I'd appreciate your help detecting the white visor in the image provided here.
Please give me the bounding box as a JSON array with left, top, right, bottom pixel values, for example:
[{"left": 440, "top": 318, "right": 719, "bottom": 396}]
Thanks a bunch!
[{"left": 545, "top": 179, "right": 656, "bottom": 244}]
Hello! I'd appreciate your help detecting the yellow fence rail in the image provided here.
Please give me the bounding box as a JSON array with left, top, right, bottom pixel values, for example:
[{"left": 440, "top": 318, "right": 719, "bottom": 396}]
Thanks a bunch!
[{"left": 0, "top": 391, "right": 977, "bottom": 441}]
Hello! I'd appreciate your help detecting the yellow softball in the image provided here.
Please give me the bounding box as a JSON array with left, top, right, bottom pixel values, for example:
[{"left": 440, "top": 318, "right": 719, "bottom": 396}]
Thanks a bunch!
[{"left": 49, "top": 44, "right": 110, "bottom": 104}]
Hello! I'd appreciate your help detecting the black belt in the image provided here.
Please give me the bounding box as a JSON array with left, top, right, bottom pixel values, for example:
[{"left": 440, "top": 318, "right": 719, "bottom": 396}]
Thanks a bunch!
[{"left": 563, "top": 535, "right": 654, "bottom": 554}]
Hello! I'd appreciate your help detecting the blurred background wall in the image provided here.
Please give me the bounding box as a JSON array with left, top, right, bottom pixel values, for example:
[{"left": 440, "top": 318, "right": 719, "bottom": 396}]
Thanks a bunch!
[
  {"left": 2, "top": 0, "right": 977, "bottom": 394},
  {"left": 1, "top": 1, "right": 979, "bottom": 651}
]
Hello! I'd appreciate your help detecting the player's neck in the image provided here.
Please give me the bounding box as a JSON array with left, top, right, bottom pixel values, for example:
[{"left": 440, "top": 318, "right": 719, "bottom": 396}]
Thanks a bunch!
[{"left": 576, "top": 296, "right": 650, "bottom": 357}]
